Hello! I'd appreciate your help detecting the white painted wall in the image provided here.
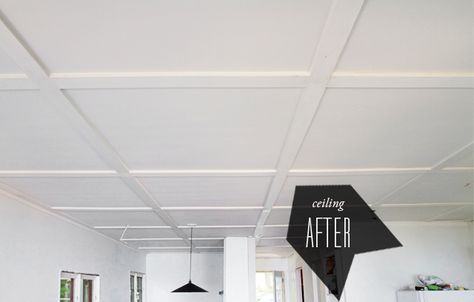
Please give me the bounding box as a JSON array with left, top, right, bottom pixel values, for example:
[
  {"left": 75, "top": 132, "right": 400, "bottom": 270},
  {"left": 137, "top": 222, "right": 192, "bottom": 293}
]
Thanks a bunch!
[
  {"left": 147, "top": 252, "right": 223, "bottom": 302},
  {"left": 287, "top": 221, "right": 474, "bottom": 302},
  {"left": 343, "top": 222, "right": 473, "bottom": 302},
  {"left": 0, "top": 193, "right": 146, "bottom": 302}
]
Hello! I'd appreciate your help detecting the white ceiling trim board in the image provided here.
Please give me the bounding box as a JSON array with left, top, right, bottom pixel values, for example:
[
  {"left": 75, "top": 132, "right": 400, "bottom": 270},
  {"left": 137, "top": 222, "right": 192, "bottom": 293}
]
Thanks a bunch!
[
  {"left": 0, "top": 170, "right": 118, "bottom": 177},
  {"left": 121, "top": 237, "right": 224, "bottom": 241},
  {"left": 138, "top": 246, "right": 224, "bottom": 250},
  {"left": 51, "top": 207, "right": 153, "bottom": 211},
  {"left": 379, "top": 202, "right": 472, "bottom": 207},
  {"left": 50, "top": 71, "right": 309, "bottom": 89},
  {"left": 253, "top": 0, "right": 366, "bottom": 239},
  {"left": 161, "top": 206, "right": 264, "bottom": 211},
  {"left": 178, "top": 225, "right": 256, "bottom": 229},
  {"left": 328, "top": 72, "right": 474, "bottom": 88},
  {"left": 94, "top": 226, "right": 172, "bottom": 230},
  {"left": 131, "top": 169, "right": 277, "bottom": 177},
  {"left": 288, "top": 167, "right": 430, "bottom": 176}
]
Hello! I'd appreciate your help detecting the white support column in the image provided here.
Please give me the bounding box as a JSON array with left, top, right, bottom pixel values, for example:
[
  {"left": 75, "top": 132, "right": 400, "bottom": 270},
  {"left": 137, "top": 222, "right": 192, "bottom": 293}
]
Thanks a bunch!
[{"left": 224, "top": 237, "right": 256, "bottom": 302}]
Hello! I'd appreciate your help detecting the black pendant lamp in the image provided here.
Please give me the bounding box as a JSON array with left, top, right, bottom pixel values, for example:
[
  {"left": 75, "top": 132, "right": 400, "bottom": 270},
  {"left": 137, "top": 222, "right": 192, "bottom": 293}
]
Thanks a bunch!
[{"left": 171, "top": 227, "right": 208, "bottom": 293}]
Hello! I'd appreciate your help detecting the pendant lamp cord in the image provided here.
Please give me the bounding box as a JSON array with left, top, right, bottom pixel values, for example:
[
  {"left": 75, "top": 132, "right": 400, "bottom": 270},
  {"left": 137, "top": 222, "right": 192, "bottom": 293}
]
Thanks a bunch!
[{"left": 189, "top": 227, "right": 193, "bottom": 281}]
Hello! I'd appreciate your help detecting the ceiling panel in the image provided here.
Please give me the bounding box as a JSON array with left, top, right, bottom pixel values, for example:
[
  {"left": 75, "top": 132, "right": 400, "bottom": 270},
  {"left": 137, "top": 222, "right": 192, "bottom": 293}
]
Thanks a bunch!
[
  {"left": 70, "top": 88, "right": 300, "bottom": 169},
  {"left": 180, "top": 227, "right": 255, "bottom": 238},
  {"left": 383, "top": 171, "right": 474, "bottom": 205},
  {"left": 139, "top": 176, "right": 271, "bottom": 207},
  {"left": 293, "top": 88, "right": 474, "bottom": 169},
  {"left": 0, "top": 177, "right": 144, "bottom": 207},
  {"left": 167, "top": 209, "right": 261, "bottom": 226},
  {"left": 262, "top": 227, "right": 288, "bottom": 237},
  {"left": 433, "top": 205, "right": 473, "bottom": 221},
  {"left": 276, "top": 173, "right": 419, "bottom": 206},
  {"left": 0, "top": 48, "right": 23, "bottom": 73},
  {"left": 64, "top": 210, "right": 166, "bottom": 226},
  {"left": 0, "top": 90, "right": 108, "bottom": 170},
  {"left": 0, "top": 0, "right": 331, "bottom": 72},
  {"left": 374, "top": 205, "right": 460, "bottom": 221},
  {"left": 266, "top": 209, "right": 291, "bottom": 225},
  {"left": 336, "top": 0, "right": 473, "bottom": 72}
]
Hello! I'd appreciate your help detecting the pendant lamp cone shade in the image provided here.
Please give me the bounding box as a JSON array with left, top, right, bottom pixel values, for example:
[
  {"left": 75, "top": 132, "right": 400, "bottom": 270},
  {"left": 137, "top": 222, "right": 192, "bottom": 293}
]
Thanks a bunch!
[
  {"left": 172, "top": 281, "right": 208, "bottom": 293},
  {"left": 171, "top": 227, "right": 208, "bottom": 293}
]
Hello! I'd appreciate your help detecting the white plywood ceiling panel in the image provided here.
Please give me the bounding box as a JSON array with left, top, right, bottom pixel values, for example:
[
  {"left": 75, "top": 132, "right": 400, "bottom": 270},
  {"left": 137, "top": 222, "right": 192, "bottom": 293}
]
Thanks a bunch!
[
  {"left": 383, "top": 171, "right": 474, "bottom": 205},
  {"left": 0, "top": 177, "right": 145, "bottom": 207},
  {"left": 0, "top": 47, "right": 23, "bottom": 73},
  {"left": 265, "top": 209, "right": 291, "bottom": 225},
  {"left": 262, "top": 227, "right": 288, "bottom": 237},
  {"left": 336, "top": 0, "right": 474, "bottom": 72},
  {"left": 65, "top": 210, "right": 166, "bottom": 226},
  {"left": 0, "top": 0, "right": 331, "bottom": 72},
  {"left": 0, "top": 91, "right": 108, "bottom": 170},
  {"left": 139, "top": 176, "right": 271, "bottom": 207},
  {"left": 375, "top": 205, "right": 461, "bottom": 221},
  {"left": 70, "top": 88, "right": 300, "bottom": 169},
  {"left": 293, "top": 88, "right": 474, "bottom": 169},
  {"left": 276, "top": 173, "right": 419, "bottom": 206},
  {"left": 167, "top": 209, "right": 260, "bottom": 226}
]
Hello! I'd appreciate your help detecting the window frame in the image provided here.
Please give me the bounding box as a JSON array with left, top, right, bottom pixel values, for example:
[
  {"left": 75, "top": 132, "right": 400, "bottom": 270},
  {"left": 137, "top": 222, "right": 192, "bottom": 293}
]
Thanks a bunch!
[
  {"left": 60, "top": 271, "right": 100, "bottom": 302},
  {"left": 130, "top": 271, "right": 145, "bottom": 302}
]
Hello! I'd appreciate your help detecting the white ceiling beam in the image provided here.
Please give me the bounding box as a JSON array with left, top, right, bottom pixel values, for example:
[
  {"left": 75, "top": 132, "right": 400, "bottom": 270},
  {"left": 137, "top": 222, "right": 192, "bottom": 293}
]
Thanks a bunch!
[
  {"left": 131, "top": 169, "right": 277, "bottom": 177},
  {"left": 328, "top": 72, "right": 474, "bottom": 88},
  {"left": 0, "top": 170, "right": 117, "bottom": 177},
  {"left": 94, "top": 225, "right": 171, "bottom": 230},
  {"left": 122, "top": 237, "right": 224, "bottom": 241},
  {"left": 138, "top": 246, "right": 223, "bottom": 250},
  {"left": 0, "top": 16, "right": 192, "bottom": 246},
  {"left": 50, "top": 71, "right": 309, "bottom": 89},
  {"left": 162, "top": 206, "right": 263, "bottom": 211},
  {"left": 288, "top": 167, "right": 430, "bottom": 176},
  {"left": 253, "top": 0, "right": 366, "bottom": 238},
  {"left": 3, "top": 72, "right": 473, "bottom": 90},
  {"left": 51, "top": 207, "right": 153, "bottom": 211}
]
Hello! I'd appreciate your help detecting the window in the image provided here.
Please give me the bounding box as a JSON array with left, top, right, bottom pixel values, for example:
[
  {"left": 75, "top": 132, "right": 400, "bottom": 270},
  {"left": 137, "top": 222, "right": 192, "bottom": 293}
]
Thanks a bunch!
[
  {"left": 256, "top": 271, "right": 285, "bottom": 302},
  {"left": 60, "top": 272, "right": 99, "bottom": 302},
  {"left": 130, "top": 272, "right": 144, "bottom": 302}
]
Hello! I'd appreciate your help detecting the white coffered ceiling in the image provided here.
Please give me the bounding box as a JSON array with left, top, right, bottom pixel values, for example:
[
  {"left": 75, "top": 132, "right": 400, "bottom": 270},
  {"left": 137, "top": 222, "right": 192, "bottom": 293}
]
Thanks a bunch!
[{"left": 0, "top": 0, "right": 472, "bottom": 257}]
